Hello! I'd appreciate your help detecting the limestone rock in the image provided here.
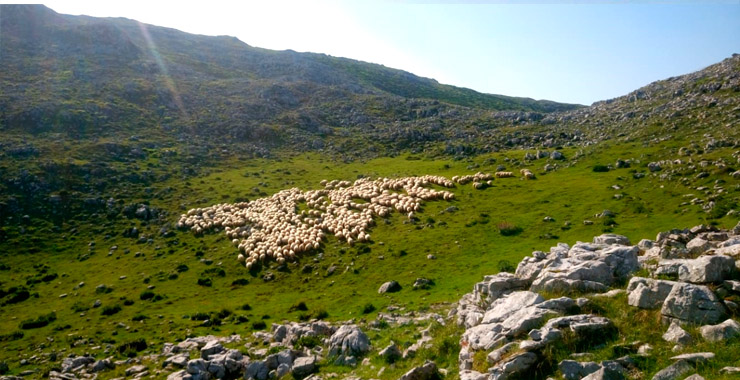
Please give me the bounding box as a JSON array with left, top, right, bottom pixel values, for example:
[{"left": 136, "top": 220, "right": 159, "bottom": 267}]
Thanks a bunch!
[
  {"left": 328, "top": 325, "right": 370, "bottom": 357},
  {"left": 399, "top": 361, "right": 439, "bottom": 380},
  {"left": 699, "top": 319, "right": 740, "bottom": 342},
  {"left": 660, "top": 283, "right": 727, "bottom": 324},
  {"left": 378, "top": 280, "right": 402, "bottom": 294},
  {"left": 489, "top": 352, "right": 537, "bottom": 380},
  {"left": 582, "top": 367, "right": 625, "bottom": 380},
  {"left": 662, "top": 321, "right": 692, "bottom": 345},
  {"left": 627, "top": 277, "right": 677, "bottom": 309},
  {"left": 558, "top": 360, "right": 601, "bottom": 380},
  {"left": 201, "top": 340, "right": 224, "bottom": 360},
  {"left": 678, "top": 255, "right": 736, "bottom": 283},
  {"left": 378, "top": 342, "right": 401, "bottom": 363},
  {"left": 593, "top": 234, "right": 631, "bottom": 246},
  {"left": 291, "top": 356, "right": 317, "bottom": 379},
  {"left": 651, "top": 360, "right": 692, "bottom": 380}
]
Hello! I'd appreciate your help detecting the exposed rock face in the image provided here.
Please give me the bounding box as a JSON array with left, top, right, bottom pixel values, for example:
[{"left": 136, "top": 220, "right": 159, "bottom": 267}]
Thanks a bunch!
[
  {"left": 291, "top": 356, "right": 317, "bottom": 379},
  {"left": 662, "top": 320, "right": 692, "bottom": 345},
  {"left": 660, "top": 282, "right": 728, "bottom": 325},
  {"left": 327, "top": 325, "right": 371, "bottom": 357},
  {"left": 378, "top": 280, "right": 402, "bottom": 294},
  {"left": 699, "top": 319, "right": 740, "bottom": 342},
  {"left": 489, "top": 352, "right": 538, "bottom": 380},
  {"left": 627, "top": 277, "right": 677, "bottom": 309},
  {"left": 677, "top": 255, "right": 736, "bottom": 283},
  {"left": 399, "top": 361, "right": 440, "bottom": 380}
]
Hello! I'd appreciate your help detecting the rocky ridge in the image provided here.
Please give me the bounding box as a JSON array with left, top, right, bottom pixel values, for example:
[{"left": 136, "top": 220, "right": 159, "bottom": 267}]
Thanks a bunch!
[{"left": 454, "top": 221, "right": 740, "bottom": 380}]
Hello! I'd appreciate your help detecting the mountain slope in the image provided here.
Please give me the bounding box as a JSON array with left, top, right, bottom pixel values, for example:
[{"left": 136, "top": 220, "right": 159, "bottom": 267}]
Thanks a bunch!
[{"left": 0, "top": 4, "right": 580, "bottom": 144}]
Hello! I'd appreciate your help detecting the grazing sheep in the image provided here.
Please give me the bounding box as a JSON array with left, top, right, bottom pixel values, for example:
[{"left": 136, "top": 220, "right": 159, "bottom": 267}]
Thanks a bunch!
[
  {"left": 520, "top": 169, "right": 536, "bottom": 180},
  {"left": 179, "top": 175, "right": 467, "bottom": 269},
  {"left": 495, "top": 171, "right": 514, "bottom": 178}
]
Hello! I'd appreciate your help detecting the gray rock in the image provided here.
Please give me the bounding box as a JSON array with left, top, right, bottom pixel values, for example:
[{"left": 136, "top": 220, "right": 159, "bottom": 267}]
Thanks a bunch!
[
  {"left": 125, "top": 365, "right": 147, "bottom": 376},
  {"left": 208, "top": 361, "right": 226, "bottom": 379},
  {"left": 378, "top": 341, "right": 401, "bottom": 363},
  {"left": 291, "top": 356, "right": 316, "bottom": 379},
  {"left": 582, "top": 367, "right": 625, "bottom": 380},
  {"left": 201, "top": 340, "right": 224, "bottom": 360},
  {"left": 683, "top": 375, "right": 704, "bottom": 380},
  {"left": 638, "top": 239, "right": 655, "bottom": 251},
  {"left": 328, "top": 325, "right": 370, "bottom": 357},
  {"left": 662, "top": 320, "right": 692, "bottom": 345},
  {"left": 378, "top": 281, "right": 402, "bottom": 294},
  {"left": 473, "top": 273, "right": 529, "bottom": 303},
  {"left": 660, "top": 283, "right": 727, "bottom": 324},
  {"left": 551, "top": 151, "right": 564, "bottom": 160},
  {"left": 90, "top": 359, "right": 114, "bottom": 372},
  {"left": 399, "top": 361, "right": 439, "bottom": 380},
  {"left": 487, "top": 342, "right": 519, "bottom": 365},
  {"left": 413, "top": 278, "right": 433, "bottom": 290},
  {"left": 669, "top": 352, "right": 714, "bottom": 363},
  {"left": 627, "top": 277, "right": 677, "bottom": 309},
  {"left": 559, "top": 360, "right": 601, "bottom": 380},
  {"left": 678, "top": 255, "right": 736, "bottom": 283},
  {"left": 686, "top": 237, "right": 713, "bottom": 255},
  {"left": 489, "top": 352, "right": 537, "bottom": 380},
  {"left": 699, "top": 319, "right": 740, "bottom": 342},
  {"left": 651, "top": 360, "right": 692, "bottom": 380},
  {"left": 167, "top": 370, "right": 189, "bottom": 380},
  {"left": 648, "top": 162, "right": 662, "bottom": 172},
  {"left": 276, "top": 363, "right": 291, "bottom": 378},
  {"left": 245, "top": 361, "right": 268, "bottom": 380},
  {"left": 720, "top": 366, "right": 740, "bottom": 374},
  {"left": 61, "top": 356, "right": 95, "bottom": 373},
  {"left": 276, "top": 349, "right": 293, "bottom": 366},
  {"left": 186, "top": 359, "right": 208, "bottom": 375},
  {"left": 459, "top": 370, "right": 487, "bottom": 380},
  {"left": 593, "top": 234, "right": 630, "bottom": 246},
  {"left": 481, "top": 291, "right": 544, "bottom": 324}
]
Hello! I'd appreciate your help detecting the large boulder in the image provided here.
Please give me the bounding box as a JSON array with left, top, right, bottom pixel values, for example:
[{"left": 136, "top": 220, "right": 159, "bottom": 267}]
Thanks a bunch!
[
  {"left": 559, "top": 360, "right": 601, "bottom": 380},
  {"left": 593, "top": 234, "right": 631, "bottom": 246},
  {"left": 686, "top": 237, "right": 713, "bottom": 255},
  {"left": 677, "top": 255, "right": 736, "bottom": 283},
  {"left": 378, "top": 280, "right": 402, "bottom": 294},
  {"left": 200, "top": 340, "right": 224, "bottom": 360},
  {"left": 651, "top": 360, "right": 693, "bottom": 380},
  {"left": 662, "top": 320, "right": 692, "bottom": 345},
  {"left": 291, "top": 356, "right": 316, "bottom": 379},
  {"left": 328, "top": 325, "right": 371, "bottom": 357},
  {"left": 399, "top": 361, "right": 440, "bottom": 380},
  {"left": 627, "top": 277, "right": 677, "bottom": 309},
  {"left": 244, "top": 361, "right": 268, "bottom": 380},
  {"left": 489, "top": 352, "right": 538, "bottom": 380},
  {"left": 481, "top": 291, "right": 544, "bottom": 324},
  {"left": 61, "top": 356, "right": 94, "bottom": 373},
  {"left": 660, "top": 283, "right": 728, "bottom": 325},
  {"left": 699, "top": 319, "right": 740, "bottom": 342}
]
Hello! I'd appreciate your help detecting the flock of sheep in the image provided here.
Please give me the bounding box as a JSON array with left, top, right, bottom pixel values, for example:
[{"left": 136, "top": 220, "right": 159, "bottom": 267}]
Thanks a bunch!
[{"left": 177, "top": 172, "right": 528, "bottom": 268}]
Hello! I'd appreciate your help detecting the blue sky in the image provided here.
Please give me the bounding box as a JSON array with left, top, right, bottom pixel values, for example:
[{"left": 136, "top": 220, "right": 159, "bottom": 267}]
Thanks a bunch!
[{"left": 40, "top": 1, "right": 740, "bottom": 105}]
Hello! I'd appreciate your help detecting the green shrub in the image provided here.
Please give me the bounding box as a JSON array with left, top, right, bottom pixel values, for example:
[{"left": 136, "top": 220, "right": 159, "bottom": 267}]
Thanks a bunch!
[
  {"left": 117, "top": 338, "right": 147, "bottom": 357},
  {"left": 19, "top": 312, "right": 56, "bottom": 329},
  {"left": 313, "top": 309, "right": 328, "bottom": 320},
  {"left": 132, "top": 314, "right": 149, "bottom": 322},
  {"left": 0, "top": 330, "right": 24, "bottom": 342},
  {"left": 240, "top": 303, "right": 252, "bottom": 311},
  {"left": 140, "top": 290, "right": 155, "bottom": 300},
  {"left": 296, "top": 334, "right": 322, "bottom": 348},
  {"left": 197, "top": 277, "right": 212, "bottom": 287},
  {"left": 191, "top": 312, "right": 210, "bottom": 321},
  {"left": 592, "top": 165, "right": 610, "bottom": 172},
  {"left": 252, "top": 321, "right": 267, "bottom": 330},
  {"left": 362, "top": 303, "right": 376, "bottom": 314},
  {"left": 497, "top": 260, "right": 515, "bottom": 273},
  {"left": 497, "top": 221, "right": 522, "bottom": 236},
  {"left": 101, "top": 305, "right": 122, "bottom": 316},
  {"left": 231, "top": 278, "right": 249, "bottom": 286}
]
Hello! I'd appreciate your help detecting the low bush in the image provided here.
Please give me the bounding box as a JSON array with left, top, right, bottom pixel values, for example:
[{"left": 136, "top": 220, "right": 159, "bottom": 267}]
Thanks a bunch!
[{"left": 19, "top": 312, "right": 56, "bottom": 329}]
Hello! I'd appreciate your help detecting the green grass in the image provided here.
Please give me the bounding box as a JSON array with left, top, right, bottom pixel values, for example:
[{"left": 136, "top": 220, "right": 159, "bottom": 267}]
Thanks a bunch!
[{"left": 0, "top": 142, "right": 738, "bottom": 378}]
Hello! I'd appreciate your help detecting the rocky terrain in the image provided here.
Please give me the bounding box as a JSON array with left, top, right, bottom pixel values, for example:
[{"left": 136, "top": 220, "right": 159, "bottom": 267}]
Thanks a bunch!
[{"left": 2, "top": 222, "right": 737, "bottom": 380}]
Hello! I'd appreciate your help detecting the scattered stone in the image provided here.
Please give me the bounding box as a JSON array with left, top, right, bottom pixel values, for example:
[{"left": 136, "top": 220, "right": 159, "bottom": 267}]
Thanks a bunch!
[
  {"left": 291, "top": 356, "right": 317, "bottom": 379},
  {"left": 683, "top": 375, "right": 705, "bottom": 380},
  {"left": 670, "top": 352, "right": 714, "bottom": 363},
  {"left": 699, "top": 319, "right": 740, "bottom": 342},
  {"left": 627, "top": 277, "right": 677, "bottom": 309},
  {"left": 678, "top": 255, "right": 736, "bottom": 283},
  {"left": 582, "top": 367, "right": 625, "bottom": 380},
  {"left": 378, "top": 342, "right": 401, "bottom": 363},
  {"left": 378, "top": 280, "right": 402, "bottom": 294},
  {"left": 558, "top": 360, "right": 600, "bottom": 380},
  {"left": 399, "top": 360, "right": 439, "bottom": 380},
  {"left": 662, "top": 320, "right": 692, "bottom": 345},
  {"left": 489, "top": 352, "right": 537, "bottom": 380},
  {"left": 200, "top": 340, "right": 224, "bottom": 359},
  {"left": 720, "top": 367, "right": 740, "bottom": 374},
  {"left": 651, "top": 360, "right": 693, "bottom": 380},
  {"left": 125, "top": 365, "right": 147, "bottom": 376},
  {"left": 328, "top": 325, "right": 371, "bottom": 357},
  {"left": 660, "top": 283, "right": 727, "bottom": 324}
]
